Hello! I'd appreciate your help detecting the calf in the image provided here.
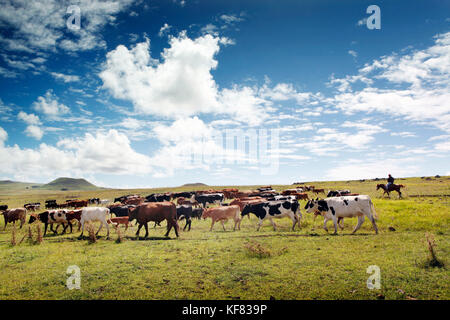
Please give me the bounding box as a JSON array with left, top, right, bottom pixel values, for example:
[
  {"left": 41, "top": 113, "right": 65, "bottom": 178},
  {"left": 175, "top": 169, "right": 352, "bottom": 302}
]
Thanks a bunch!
[
  {"left": 79, "top": 207, "right": 111, "bottom": 238},
  {"left": 202, "top": 205, "right": 241, "bottom": 231},
  {"left": 176, "top": 205, "right": 194, "bottom": 231},
  {"left": 29, "top": 210, "right": 72, "bottom": 235},
  {"left": 191, "top": 208, "right": 204, "bottom": 220},
  {"left": 304, "top": 195, "right": 378, "bottom": 234},
  {"left": 128, "top": 202, "right": 179, "bottom": 238},
  {"left": 2, "top": 208, "right": 27, "bottom": 230},
  {"left": 241, "top": 200, "right": 301, "bottom": 231},
  {"left": 108, "top": 216, "right": 132, "bottom": 231}
]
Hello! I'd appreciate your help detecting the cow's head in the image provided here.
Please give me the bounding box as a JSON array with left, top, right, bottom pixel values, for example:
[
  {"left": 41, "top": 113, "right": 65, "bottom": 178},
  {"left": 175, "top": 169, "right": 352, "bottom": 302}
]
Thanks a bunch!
[
  {"left": 201, "top": 209, "right": 211, "bottom": 219},
  {"left": 241, "top": 204, "right": 251, "bottom": 216},
  {"left": 304, "top": 198, "right": 328, "bottom": 213},
  {"left": 128, "top": 206, "right": 138, "bottom": 221},
  {"left": 28, "top": 214, "right": 38, "bottom": 224}
]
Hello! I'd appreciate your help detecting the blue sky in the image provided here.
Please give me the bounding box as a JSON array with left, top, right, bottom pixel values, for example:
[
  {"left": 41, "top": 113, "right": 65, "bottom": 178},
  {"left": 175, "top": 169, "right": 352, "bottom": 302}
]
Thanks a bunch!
[{"left": 0, "top": 0, "right": 449, "bottom": 188}]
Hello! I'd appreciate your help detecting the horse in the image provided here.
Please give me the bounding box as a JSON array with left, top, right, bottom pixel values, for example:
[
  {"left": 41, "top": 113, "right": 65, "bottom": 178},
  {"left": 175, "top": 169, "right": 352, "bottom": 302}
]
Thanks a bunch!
[{"left": 376, "top": 184, "right": 404, "bottom": 198}]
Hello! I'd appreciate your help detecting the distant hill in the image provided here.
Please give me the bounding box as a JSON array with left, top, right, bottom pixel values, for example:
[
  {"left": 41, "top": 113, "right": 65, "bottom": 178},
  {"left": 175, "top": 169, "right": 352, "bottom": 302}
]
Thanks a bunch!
[
  {"left": 0, "top": 180, "right": 43, "bottom": 191},
  {"left": 41, "top": 177, "right": 101, "bottom": 191},
  {"left": 180, "top": 182, "right": 208, "bottom": 187}
]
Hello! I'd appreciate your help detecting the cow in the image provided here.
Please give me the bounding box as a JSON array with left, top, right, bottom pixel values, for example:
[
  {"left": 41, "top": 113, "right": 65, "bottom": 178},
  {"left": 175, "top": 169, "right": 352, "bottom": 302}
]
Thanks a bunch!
[
  {"left": 128, "top": 202, "right": 179, "bottom": 238},
  {"left": 29, "top": 210, "right": 72, "bottom": 235},
  {"left": 79, "top": 207, "right": 111, "bottom": 238},
  {"left": 89, "top": 198, "right": 100, "bottom": 205},
  {"left": 24, "top": 203, "right": 40, "bottom": 212},
  {"left": 201, "top": 205, "right": 242, "bottom": 231},
  {"left": 2, "top": 208, "right": 27, "bottom": 230},
  {"left": 0, "top": 205, "right": 8, "bottom": 211},
  {"left": 241, "top": 200, "right": 301, "bottom": 231},
  {"left": 327, "top": 190, "right": 351, "bottom": 197},
  {"left": 108, "top": 204, "right": 134, "bottom": 217},
  {"left": 304, "top": 195, "right": 378, "bottom": 234},
  {"left": 145, "top": 193, "right": 171, "bottom": 202},
  {"left": 171, "top": 192, "right": 194, "bottom": 200},
  {"left": 108, "top": 217, "right": 132, "bottom": 231},
  {"left": 222, "top": 188, "right": 239, "bottom": 199},
  {"left": 176, "top": 205, "right": 195, "bottom": 231},
  {"left": 65, "top": 210, "right": 82, "bottom": 232},
  {"left": 67, "top": 200, "right": 88, "bottom": 208},
  {"left": 99, "top": 199, "right": 110, "bottom": 206},
  {"left": 124, "top": 197, "right": 144, "bottom": 205},
  {"left": 191, "top": 208, "right": 204, "bottom": 220},
  {"left": 312, "top": 188, "right": 325, "bottom": 194},
  {"left": 195, "top": 193, "right": 224, "bottom": 208},
  {"left": 177, "top": 196, "right": 199, "bottom": 207},
  {"left": 45, "top": 200, "right": 58, "bottom": 209}
]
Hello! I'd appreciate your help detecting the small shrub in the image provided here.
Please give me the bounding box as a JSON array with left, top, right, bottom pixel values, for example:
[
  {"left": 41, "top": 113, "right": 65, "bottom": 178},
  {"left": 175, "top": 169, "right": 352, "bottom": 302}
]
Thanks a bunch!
[
  {"left": 11, "top": 225, "right": 16, "bottom": 246},
  {"left": 423, "top": 233, "right": 444, "bottom": 268},
  {"left": 86, "top": 223, "right": 97, "bottom": 244},
  {"left": 244, "top": 241, "right": 272, "bottom": 258},
  {"left": 35, "top": 223, "right": 43, "bottom": 244},
  {"left": 116, "top": 226, "right": 124, "bottom": 243}
]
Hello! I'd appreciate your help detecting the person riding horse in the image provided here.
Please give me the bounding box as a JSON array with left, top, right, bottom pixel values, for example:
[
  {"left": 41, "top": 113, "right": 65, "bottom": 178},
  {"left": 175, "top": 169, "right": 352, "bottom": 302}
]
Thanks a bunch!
[{"left": 387, "top": 174, "right": 394, "bottom": 190}]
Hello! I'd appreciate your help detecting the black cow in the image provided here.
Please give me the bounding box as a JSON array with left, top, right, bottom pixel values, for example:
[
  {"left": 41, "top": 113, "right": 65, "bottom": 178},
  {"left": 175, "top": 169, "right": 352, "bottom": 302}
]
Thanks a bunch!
[
  {"left": 145, "top": 193, "right": 171, "bottom": 202},
  {"left": 109, "top": 205, "right": 135, "bottom": 217},
  {"left": 241, "top": 200, "right": 301, "bottom": 231},
  {"left": 45, "top": 200, "right": 58, "bottom": 209},
  {"left": 176, "top": 205, "right": 195, "bottom": 231},
  {"left": 327, "top": 190, "right": 351, "bottom": 197},
  {"left": 195, "top": 193, "right": 224, "bottom": 208},
  {"left": 171, "top": 192, "right": 194, "bottom": 199},
  {"left": 191, "top": 208, "right": 204, "bottom": 220},
  {"left": 0, "top": 205, "right": 8, "bottom": 211}
]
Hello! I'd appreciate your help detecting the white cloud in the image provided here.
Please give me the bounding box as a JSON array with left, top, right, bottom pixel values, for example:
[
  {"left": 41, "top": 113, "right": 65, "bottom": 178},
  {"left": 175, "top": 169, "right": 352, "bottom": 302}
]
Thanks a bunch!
[
  {"left": 328, "top": 32, "right": 450, "bottom": 132},
  {"left": 158, "top": 23, "right": 172, "bottom": 37},
  {"left": 348, "top": 50, "right": 357, "bottom": 58},
  {"left": 17, "top": 111, "right": 41, "bottom": 125},
  {"left": 390, "top": 131, "right": 417, "bottom": 138},
  {"left": 32, "top": 90, "right": 70, "bottom": 117},
  {"left": 220, "top": 14, "right": 244, "bottom": 24},
  {"left": 50, "top": 72, "right": 80, "bottom": 83},
  {"left": 0, "top": 0, "right": 136, "bottom": 52},
  {"left": 0, "top": 128, "right": 152, "bottom": 181},
  {"left": 24, "top": 125, "right": 44, "bottom": 140},
  {"left": 100, "top": 33, "right": 269, "bottom": 125}
]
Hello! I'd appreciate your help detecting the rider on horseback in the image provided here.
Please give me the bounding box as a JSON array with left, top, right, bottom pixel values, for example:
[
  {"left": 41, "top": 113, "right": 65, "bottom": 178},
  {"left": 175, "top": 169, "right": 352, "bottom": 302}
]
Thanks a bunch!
[{"left": 387, "top": 174, "right": 394, "bottom": 190}]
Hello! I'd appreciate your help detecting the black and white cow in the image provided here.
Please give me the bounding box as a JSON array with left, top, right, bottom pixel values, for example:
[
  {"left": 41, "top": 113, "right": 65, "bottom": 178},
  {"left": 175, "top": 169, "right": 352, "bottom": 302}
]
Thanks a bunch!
[
  {"left": 195, "top": 193, "right": 224, "bottom": 208},
  {"left": 304, "top": 195, "right": 378, "bottom": 234},
  {"left": 145, "top": 193, "right": 171, "bottom": 202},
  {"left": 241, "top": 200, "right": 301, "bottom": 231},
  {"left": 176, "top": 205, "right": 195, "bottom": 231},
  {"left": 171, "top": 192, "right": 195, "bottom": 200},
  {"left": 29, "top": 210, "right": 72, "bottom": 235}
]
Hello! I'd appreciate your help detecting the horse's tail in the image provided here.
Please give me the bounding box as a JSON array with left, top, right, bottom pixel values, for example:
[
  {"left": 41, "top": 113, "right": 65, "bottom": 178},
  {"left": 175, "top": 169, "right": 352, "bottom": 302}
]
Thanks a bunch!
[{"left": 370, "top": 199, "right": 378, "bottom": 220}]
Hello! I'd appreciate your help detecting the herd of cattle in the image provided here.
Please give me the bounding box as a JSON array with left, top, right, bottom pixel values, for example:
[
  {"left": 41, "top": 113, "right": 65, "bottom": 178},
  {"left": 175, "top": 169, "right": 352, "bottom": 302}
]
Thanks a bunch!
[{"left": 0, "top": 185, "right": 379, "bottom": 239}]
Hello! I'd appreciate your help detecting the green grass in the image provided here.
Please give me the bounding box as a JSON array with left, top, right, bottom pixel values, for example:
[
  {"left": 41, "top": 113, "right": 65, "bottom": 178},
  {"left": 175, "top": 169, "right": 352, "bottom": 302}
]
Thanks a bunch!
[{"left": 0, "top": 176, "right": 449, "bottom": 300}]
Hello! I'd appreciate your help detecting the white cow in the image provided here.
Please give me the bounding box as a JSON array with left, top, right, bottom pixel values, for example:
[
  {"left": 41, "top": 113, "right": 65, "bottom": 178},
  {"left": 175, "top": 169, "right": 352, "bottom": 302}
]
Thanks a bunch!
[
  {"left": 304, "top": 195, "right": 378, "bottom": 234},
  {"left": 79, "top": 207, "right": 111, "bottom": 238},
  {"left": 99, "top": 199, "right": 110, "bottom": 206}
]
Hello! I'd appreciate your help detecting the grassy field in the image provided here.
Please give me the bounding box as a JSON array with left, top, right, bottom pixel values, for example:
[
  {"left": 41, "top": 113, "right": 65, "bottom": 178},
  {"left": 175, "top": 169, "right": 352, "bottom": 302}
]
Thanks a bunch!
[{"left": 0, "top": 176, "right": 449, "bottom": 300}]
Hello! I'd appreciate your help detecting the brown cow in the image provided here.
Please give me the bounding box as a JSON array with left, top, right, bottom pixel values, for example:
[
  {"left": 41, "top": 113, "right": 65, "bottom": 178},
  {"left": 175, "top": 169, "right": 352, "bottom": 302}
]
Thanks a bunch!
[
  {"left": 108, "top": 216, "right": 132, "bottom": 231},
  {"left": 124, "top": 197, "right": 144, "bottom": 205},
  {"left": 3, "top": 208, "right": 27, "bottom": 230},
  {"left": 312, "top": 189, "right": 325, "bottom": 194},
  {"left": 202, "top": 205, "right": 242, "bottom": 231},
  {"left": 295, "top": 193, "right": 309, "bottom": 200},
  {"left": 66, "top": 200, "right": 88, "bottom": 208},
  {"left": 129, "top": 202, "right": 179, "bottom": 238}
]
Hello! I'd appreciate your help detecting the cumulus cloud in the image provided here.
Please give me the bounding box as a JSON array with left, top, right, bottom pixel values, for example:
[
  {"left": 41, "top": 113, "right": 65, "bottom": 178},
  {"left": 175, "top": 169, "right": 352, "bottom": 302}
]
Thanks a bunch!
[
  {"left": 32, "top": 90, "right": 70, "bottom": 117},
  {"left": 0, "top": 0, "right": 136, "bottom": 52},
  {"left": 0, "top": 128, "right": 152, "bottom": 181},
  {"left": 24, "top": 125, "right": 44, "bottom": 140},
  {"left": 100, "top": 33, "right": 270, "bottom": 125},
  {"left": 17, "top": 111, "right": 41, "bottom": 125}
]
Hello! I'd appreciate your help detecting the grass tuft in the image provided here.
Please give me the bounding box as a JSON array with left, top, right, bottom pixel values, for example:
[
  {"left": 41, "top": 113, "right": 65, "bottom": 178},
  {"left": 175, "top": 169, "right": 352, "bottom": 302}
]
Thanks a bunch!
[
  {"left": 115, "top": 225, "right": 124, "bottom": 244},
  {"left": 423, "top": 233, "right": 445, "bottom": 268},
  {"left": 10, "top": 224, "right": 16, "bottom": 246},
  {"left": 244, "top": 241, "right": 272, "bottom": 258},
  {"left": 86, "top": 223, "right": 97, "bottom": 244},
  {"left": 35, "top": 223, "right": 43, "bottom": 244}
]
